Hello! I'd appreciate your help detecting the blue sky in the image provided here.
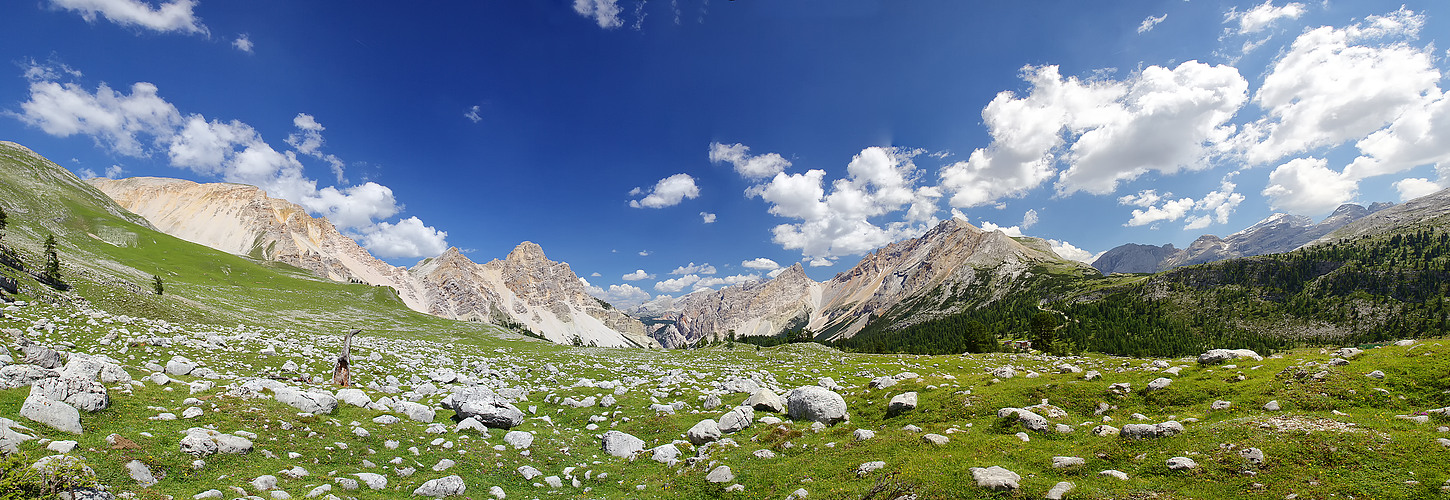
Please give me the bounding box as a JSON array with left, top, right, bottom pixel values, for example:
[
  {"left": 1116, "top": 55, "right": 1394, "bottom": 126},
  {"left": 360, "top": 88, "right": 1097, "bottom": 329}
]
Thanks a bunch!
[{"left": 2, "top": 0, "right": 1448, "bottom": 308}]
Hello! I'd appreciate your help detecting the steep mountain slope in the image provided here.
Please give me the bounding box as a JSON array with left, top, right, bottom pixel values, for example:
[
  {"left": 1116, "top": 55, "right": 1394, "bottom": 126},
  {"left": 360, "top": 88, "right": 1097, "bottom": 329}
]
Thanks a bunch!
[
  {"left": 88, "top": 174, "right": 655, "bottom": 348},
  {"left": 1310, "top": 189, "right": 1450, "bottom": 244},
  {"left": 650, "top": 218, "right": 1097, "bottom": 346},
  {"left": 1092, "top": 203, "right": 1387, "bottom": 274},
  {"left": 89, "top": 177, "right": 433, "bottom": 311},
  {"left": 0, "top": 141, "right": 489, "bottom": 336}
]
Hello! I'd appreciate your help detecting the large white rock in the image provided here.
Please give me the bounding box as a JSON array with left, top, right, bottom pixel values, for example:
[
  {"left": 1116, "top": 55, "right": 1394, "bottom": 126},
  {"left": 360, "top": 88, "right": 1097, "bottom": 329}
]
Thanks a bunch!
[
  {"left": 785, "top": 386, "right": 848, "bottom": 425},
  {"left": 274, "top": 388, "right": 337, "bottom": 414},
  {"left": 165, "top": 356, "right": 197, "bottom": 376},
  {"left": 0, "top": 363, "right": 58, "bottom": 389},
  {"left": 1120, "top": 421, "right": 1184, "bottom": 440},
  {"left": 396, "top": 401, "right": 436, "bottom": 423},
  {"left": 33, "top": 376, "right": 109, "bottom": 412},
  {"left": 61, "top": 354, "right": 131, "bottom": 384},
  {"left": 997, "top": 407, "right": 1049, "bottom": 433},
  {"left": 337, "top": 388, "right": 371, "bottom": 407},
  {"left": 706, "top": 465, "right": 734, "bottom": 483},
  {"left": 440, "top": 387, "right": 523, "bottom": 429},
  {"left": 127, "top": 460, "right": 158, "bottom": 487},
  {"left": 888, "top": 392, "right": 918, "bottom": 415},
  {"left": 19, "top": 387, "right": 82, "bottom": 434},
  {"left": 718, "top": 406, "right": 754, "bottom": 433},
  {"left": 412, "top": 475, "right": 466, "bottom": 497},
  {"left": 503, "top": 430, "right": 533, "bottom": 449},
  {"left": 1198, "top": 348, "right": 1262, "bottom": 364},
  {"left": 970, "top": 466, "right": 1020, "bottom": 491},
  {"left": 600, "top": 430, "right": 645, "bottom": 459},
  {"left": 687, "top": 419, "right": 722, "bottom": 445},
  {"left": 745, "top": 389, "right": 785, "bottom": 413}
]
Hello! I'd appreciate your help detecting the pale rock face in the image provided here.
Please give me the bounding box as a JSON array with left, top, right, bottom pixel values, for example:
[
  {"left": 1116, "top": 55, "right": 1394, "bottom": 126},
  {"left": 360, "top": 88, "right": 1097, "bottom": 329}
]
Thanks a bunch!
[
  {"left": 652, "top": 218, "right": 1088, "bottom": 346},
  {"left": 89, "top": 177, "right": 657, "bottom": 349}
]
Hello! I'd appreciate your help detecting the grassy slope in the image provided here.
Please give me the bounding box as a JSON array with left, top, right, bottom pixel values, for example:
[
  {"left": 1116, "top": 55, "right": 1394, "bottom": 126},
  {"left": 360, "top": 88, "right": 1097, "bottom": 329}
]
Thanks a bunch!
[{"left": 3, "top": 142, "right": 1450, "bottom": 499}]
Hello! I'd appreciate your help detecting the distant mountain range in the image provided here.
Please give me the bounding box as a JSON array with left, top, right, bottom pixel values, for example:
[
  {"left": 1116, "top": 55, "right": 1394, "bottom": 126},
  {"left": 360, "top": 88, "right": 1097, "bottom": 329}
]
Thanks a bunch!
[
  {"left": 644, "top": 218, "right": 1095, "bottom": 347},
  {"left": 1090, "top": 202, "right": 1394, "bottom": 274}
]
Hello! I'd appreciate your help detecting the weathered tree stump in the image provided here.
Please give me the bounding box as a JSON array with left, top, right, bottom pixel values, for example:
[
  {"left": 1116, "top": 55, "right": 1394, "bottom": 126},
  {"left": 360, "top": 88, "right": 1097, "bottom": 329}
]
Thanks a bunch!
[{"left": 333, "top": 329, "right": 359, "bottom": 386}]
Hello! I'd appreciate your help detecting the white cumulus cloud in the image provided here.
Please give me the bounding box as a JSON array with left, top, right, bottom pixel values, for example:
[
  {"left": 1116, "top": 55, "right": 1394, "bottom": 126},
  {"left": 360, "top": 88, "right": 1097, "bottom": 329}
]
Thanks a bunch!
[
  {"left": 699, "top": 212, "right": 716, "bottom": 223},
  {"left": 741, "top": 258, "right": 780, "bottom": 270},
  {"left": 464, "top": 105, "right": 482, "bottom": 123},
  {"left": 747, "top": 146, "right": 940, "bottom": 261},
  {"left": 1138, "top": 13, "right": 1167, "bottom": 34},
  {"left": 1238, "top": 8, "right": 1435, "bottom": 165},
  {"left": 359, "top": 217, "right": 448, "bottom": 259},
  {"left": 14, "top": 63, "right": 449, "bottom": 258},
  {"left": 670, "top": 263, "right": 716, "bottom": 275},
  {"left": 1393, "top": 176, "right": 1444, "bottom": 201},
  {"left": 622, "top": 269, "right": 654, "bottom": 281},
  {"left": 1261, "top": 157, "right": 1359, "bottom": 215},
  {"left": 572, "top": 0, "right": 623, "bottom": 29},
  {"left": 232, "top": 34, "right": 253, "bottom": 53},
  {"left": 653, "top": 274, "right": 699, "bottom": 293},
  {"left": 1226, "top": 1, "right": 1306, "bottom": 35},
  {"left": 583, "top": 282, "right": 652, "bottom": 309},
  {"left": 1021, "top": 209, "right": 1039, "bottom": 229},
  {"left": 50, "top": 0, "right": 208, "bottom": 35},
  {"left": 629, "top": 173, "right": 700, "bottom": 208},
  {"left": 1120, "top": 180, "right": 1244, "bottom": 229},
  {"left": 940, "top": 62, "right": 1246, "bottom": 206},
  {"left": 709, "top": 142, "right": 792, "bottom": 180}
]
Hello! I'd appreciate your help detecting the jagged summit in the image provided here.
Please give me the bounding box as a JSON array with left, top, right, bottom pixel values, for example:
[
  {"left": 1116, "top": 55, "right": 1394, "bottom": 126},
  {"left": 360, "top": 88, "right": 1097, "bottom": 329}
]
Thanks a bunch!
[{"left": 506, "top": 241, "right": 548, "bottom": 263}]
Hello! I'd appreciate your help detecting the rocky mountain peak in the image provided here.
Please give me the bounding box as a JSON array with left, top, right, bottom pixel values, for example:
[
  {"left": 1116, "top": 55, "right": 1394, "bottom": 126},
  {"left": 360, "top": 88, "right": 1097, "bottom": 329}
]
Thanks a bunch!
[{"left": 506, "top": 241, "right": 548, "bottom": 264}]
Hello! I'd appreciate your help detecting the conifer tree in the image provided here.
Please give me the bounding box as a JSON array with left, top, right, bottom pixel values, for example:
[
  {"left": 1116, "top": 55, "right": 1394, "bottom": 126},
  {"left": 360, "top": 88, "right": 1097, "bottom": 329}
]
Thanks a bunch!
[
  {"left": 43, "top": 234, "right": 61, "bottom": 283},
  {"left": 153, "top": 275, "right": 164, "bottom": 295}
]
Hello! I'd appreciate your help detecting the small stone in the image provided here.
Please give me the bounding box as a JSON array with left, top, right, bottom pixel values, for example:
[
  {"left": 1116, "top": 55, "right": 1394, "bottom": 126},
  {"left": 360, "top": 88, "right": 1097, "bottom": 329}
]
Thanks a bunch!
[
  {"left": 1100, "top": 469, "right": 1129, "bottom": 480},
  {"left": 1167, "top": 457, "right": 1198, "bottom": 470},
  {"left": 853, "top": 429, "right": 875, "bottom": 441},
  {"left": 1046, "top": 481, "right": 1074, "bottom": 500},
  {"left": 706, "top": 465, "right": 734, "bottom": 483},
  {"left": 1052, "top": 456, "right": 1085, "bottom": 468},
  {"left": 1263, "top": 400, "right": 1281, "bottom": 411},
  {"left": 922, "top": 433, "right": 948, "bottom": 446},
  {"left": 857, "top": 461, "right": 885, "bottom": 476}
]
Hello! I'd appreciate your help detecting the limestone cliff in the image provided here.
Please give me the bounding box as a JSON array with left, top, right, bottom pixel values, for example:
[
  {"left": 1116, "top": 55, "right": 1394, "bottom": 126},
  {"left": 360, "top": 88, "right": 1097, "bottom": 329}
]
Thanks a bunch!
[{"left": 89, "top": 177, "right": 655, "bottom": 348}]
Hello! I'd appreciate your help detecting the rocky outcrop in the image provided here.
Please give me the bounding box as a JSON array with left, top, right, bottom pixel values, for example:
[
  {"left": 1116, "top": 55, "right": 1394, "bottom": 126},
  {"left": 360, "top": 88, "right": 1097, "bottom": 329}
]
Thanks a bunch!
[
  {"left": 88, "top": 178, "right": 655, "bottom": 348},
  {"left": 1093, "top": 203, "right": 1389, "bottom": 274}
]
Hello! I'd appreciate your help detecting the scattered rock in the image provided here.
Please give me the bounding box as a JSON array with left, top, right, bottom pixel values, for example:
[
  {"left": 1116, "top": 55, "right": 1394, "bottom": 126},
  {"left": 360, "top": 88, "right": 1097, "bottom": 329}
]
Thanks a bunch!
[
  {"left": 888, "top": 392, "right": 918, "bottom": 415},
  {"left": 126, "top": 460, "right": 158, "bottom": 487},
  {"left": 1052, "top": 456, "right": 1085, "bottom": 468},
  {"left": 412, "top": 475, "right": 466, "bottom": 497},
  {"left": 1167, "top": 457, "right": 1198, "bottom": 470},
  {"left": 441, "top": 388, "right": 524, "bottom": 429},
  {"left": 997, "top": 407, "right": 1049, "bottom": 433},
  {"left": 745, "top": 389, "right": 785, "bottom": 413},
  {"left": 969, "top": 466, "right": 1020, "bottom": 491},
  {"left": 20, "top": 388, "right": 82, "bottom": 434},
  {"left": 1046, "top": 481, "right": 1074, "bottom": 500},
  {"left": 857, "top": 461, "right": 885, "bottom": 476},
  {"left": 1121, "top": 421, "right": 1184, "bottom": 440},
  {"left": 687, "top": 419, "right": 722, "bottom": 445},
  {"left": 600, "top": 430, "right": 645, "bottom": 459},
  {"left": 503, "top": 430, "right": 533, "bottom": 450},
  {"left": 1198, "top": 349, "right": 1262, "bottom": 364},
  {"left": 786, "top": 386, "right": 848, "bottom": 425},
  {"left": 706, "top": 465, "right": 734, "bottom": 483},
  {"left": 922, "top": 433, "right": 948, "bottom": 446}
]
